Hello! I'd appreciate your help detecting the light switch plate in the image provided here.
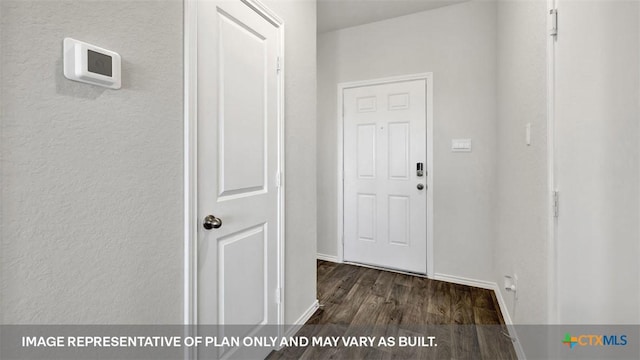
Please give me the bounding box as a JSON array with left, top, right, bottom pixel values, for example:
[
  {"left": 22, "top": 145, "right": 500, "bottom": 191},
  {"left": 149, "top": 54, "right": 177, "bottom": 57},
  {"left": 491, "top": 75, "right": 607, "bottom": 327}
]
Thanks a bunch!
[{"left": 452, "top": 139, "right": 472, "bottom": 152}]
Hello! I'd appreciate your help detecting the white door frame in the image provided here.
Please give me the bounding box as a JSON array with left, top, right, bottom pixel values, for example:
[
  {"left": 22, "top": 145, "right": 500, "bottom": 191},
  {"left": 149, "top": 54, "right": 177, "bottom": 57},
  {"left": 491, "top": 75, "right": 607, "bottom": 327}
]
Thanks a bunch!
[
  {"left": 183, "top": 0, "right": 286, "bottom": 326},
  {"left": 336, "top": 73, "right": 434, "bottom": 278},
  {"left": 546, "top": 0, "right": 558, "bottom": 324}
]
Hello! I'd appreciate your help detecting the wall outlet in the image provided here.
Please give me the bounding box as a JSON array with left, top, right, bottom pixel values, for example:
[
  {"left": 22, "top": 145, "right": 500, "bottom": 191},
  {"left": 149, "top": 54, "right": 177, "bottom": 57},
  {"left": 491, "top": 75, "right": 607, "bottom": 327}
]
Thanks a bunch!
[
  {"left": 504, "top": 275, "right": 515, "bottom": 291},
  {"left": 504, "top": 274, "right": 518, "bottom": 300}
]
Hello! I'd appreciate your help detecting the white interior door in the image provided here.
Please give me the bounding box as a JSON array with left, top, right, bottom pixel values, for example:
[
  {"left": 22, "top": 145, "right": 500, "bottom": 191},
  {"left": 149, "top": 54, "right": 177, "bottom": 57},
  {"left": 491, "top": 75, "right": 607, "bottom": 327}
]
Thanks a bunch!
[
  {"left": 196, "top": 0, "right": 280, "bottom": 341},
  {"left": 343, "top": 80, "right": 428, "bottom": 274}
]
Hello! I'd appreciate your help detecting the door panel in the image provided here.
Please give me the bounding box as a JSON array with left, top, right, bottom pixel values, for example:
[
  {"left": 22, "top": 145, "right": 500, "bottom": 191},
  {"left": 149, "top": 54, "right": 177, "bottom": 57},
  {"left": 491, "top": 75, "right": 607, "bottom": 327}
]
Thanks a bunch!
[
  {"left": 218, "top": 9, "right": 267, "bottom": 197},
  {"left": 388, "top": 122, "right": 409, "bottom": 179},
  {"left": 388, "top": 195, "right": 410, "bottom": 246},
  {"left": 357, "top": 124, "right": 376, "bottom": 178},
  {"left": 388, "top": 93, "right": 409, "bottom": 110},
  {"left": 344, "top": 80, "right": 427, "bottom": 274},
  {"left": 196, "top": 0, "right": 279, "bottom": 347},
  {"left": 357, "top": 194, "right": 376, "bottom": 242},
  {"left": 218, "top": 224, "right": 266, "bottom": 325}
]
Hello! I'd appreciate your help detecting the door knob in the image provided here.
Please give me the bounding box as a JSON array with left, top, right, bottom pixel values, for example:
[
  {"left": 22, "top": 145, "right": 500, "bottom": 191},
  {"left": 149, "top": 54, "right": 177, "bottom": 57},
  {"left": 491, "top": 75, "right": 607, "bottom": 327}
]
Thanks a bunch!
[
  {"left": 417, "top": 184, "right": 425, "bottom": 190},
  {"left": 203, "top": 215, "right": 222, "bottom": 230}
]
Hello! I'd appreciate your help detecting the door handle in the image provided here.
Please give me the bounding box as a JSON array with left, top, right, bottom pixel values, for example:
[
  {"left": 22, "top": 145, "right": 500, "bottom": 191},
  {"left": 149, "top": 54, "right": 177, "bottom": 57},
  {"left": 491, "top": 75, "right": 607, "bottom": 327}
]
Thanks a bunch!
[
  {"left": 203, "top": 215, "right": 222, "bottom": 230},
  {"left": 417, "top": 184, "right": 425, "bottom": 190}
]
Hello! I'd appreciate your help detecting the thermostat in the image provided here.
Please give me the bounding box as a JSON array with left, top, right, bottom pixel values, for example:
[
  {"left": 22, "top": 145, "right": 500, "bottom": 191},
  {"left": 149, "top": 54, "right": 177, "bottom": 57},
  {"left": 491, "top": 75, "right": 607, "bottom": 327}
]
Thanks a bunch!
[{"left": 63, "top": 38, "right": 121, "bottom": 89}]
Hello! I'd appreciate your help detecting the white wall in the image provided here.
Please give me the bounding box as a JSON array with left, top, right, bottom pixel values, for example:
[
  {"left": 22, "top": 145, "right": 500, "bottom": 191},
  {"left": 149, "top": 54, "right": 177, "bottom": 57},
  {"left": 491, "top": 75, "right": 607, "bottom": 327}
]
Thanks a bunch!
[
  {"left": 317, "top": 1, "right": 498, "bottom": 281},
  {"left": 263, "top": 0, "right": 318, "bottom": 324},
  {"left": 1, "top": 0, "right": 184, "bottom": 324},
  {"left": 494, "top": 0, "right": 548, "bottom": 324},
  {"left": 555, "top": 0, "right": 640, "bottom": 324}
]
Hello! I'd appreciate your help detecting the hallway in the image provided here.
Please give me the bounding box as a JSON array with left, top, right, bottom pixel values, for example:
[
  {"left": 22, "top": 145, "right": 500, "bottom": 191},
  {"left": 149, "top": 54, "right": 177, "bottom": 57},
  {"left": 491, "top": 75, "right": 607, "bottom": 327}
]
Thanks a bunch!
[{"left": 269, "top": 261, "right": 517, "bottom": 359}]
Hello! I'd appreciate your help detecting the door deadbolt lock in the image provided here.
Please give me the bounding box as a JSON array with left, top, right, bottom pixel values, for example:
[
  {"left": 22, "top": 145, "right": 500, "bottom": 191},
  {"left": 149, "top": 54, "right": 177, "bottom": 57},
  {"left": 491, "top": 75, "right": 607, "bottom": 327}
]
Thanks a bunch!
[
  {"left": 203, "top": 215, "right": 222, "bottom": 230},
  {"left": 417, "top": 184, "right": 425, "bottom": 190},
  {"left": 417, "top": 162, "right": 424, "bottom": 177}
]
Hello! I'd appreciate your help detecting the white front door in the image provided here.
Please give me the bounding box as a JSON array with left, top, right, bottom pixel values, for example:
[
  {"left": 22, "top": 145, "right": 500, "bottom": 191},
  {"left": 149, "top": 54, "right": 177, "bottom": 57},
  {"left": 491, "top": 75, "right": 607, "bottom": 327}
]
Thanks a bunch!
[
  {"left": 196, "top": 0, "right": 280, "bottom": 339},
  {"left": 343, "top": 80, "right": 428, "bottom": 274}
]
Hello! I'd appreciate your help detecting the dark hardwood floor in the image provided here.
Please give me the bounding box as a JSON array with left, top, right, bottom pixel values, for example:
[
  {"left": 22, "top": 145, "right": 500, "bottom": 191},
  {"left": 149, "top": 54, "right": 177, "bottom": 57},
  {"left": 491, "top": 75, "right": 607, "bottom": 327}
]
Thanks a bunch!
[{"left": 268, "top": 261, "right": 517, "bottom": 359}]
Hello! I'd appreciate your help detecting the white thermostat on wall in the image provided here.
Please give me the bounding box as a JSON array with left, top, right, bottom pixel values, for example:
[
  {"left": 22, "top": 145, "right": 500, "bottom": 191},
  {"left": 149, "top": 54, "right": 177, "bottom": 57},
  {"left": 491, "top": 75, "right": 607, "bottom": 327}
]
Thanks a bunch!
[{"left": 63, "top": 38, "right": 121, "bottom": 89}]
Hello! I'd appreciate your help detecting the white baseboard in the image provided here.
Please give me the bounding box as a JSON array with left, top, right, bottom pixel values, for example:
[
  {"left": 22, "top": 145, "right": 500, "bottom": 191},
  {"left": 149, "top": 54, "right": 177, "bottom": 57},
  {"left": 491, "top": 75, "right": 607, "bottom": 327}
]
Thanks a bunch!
[
  {"left": 433, "top": 272, "right": 496, "bottom": 290},
  {"left": 283, "top": 299, "right": 319, "bottom": 338},
  {"left": 490, "top": 285, "right": 513, "bottom": 325},
  {"left": 317, "top": 253, "right": 341, "bottom": 263},
  {"left": 433, "top": 272, "right": 526, "bottom": 360},
  {"left": 492, "top": 286, "right": 526, "bottom": 359}
]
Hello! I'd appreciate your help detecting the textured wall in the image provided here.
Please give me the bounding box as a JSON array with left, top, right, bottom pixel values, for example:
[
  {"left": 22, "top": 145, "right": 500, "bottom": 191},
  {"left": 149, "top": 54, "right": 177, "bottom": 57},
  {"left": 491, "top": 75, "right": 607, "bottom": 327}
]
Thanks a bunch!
[
  {"left": 555, "top": 0, "right": 639, "bottom": 324},
  {"left": 0, "top": 0, "right": 184, "bottom": 324},
  {"left": 494, "top": 0, "right": 548, "bottom": 324},
  {"left": 263, "top": 0, "right": 318, "bottom": 324},
  {"left": 317, "top": 1, "right": 498, "bottom": 281}
]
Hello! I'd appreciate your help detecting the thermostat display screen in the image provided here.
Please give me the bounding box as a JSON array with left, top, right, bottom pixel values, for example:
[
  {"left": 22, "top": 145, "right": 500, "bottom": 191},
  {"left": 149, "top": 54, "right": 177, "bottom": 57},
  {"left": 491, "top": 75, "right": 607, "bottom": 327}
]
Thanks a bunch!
[{"left": 87, "top": 50, "right": 112, "bottom": 77}]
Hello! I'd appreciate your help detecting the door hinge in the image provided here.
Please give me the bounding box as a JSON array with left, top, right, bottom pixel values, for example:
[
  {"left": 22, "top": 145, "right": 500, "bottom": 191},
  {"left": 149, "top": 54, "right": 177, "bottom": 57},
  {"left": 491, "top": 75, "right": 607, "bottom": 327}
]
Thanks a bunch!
[
  {"left": 549, "top": 9, "right": 558, "bottom": 37},
  {"left": 276, "top": 57, "right": 281, "bottom": 73},
  {"left": 553, "top": 190, "right": 560, "bottom": 218},
  {"left": 275, "top": 287, "right": 283, "bottom": 304}
]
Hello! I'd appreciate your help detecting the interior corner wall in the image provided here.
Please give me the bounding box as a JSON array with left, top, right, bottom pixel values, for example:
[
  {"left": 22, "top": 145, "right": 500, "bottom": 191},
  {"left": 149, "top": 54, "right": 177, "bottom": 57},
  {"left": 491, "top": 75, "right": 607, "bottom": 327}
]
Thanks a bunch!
[
  {"left": 494, "top": 0, "right": 549, "bottom": 324},
  {"left": 317, "top": 0, "right": 498, "bottom": 281},
  {"left": 0, "top": 0, "right": 184, "bottom": 324},
  {"left": 263, "top": 0, "right": 318, "bottom": 325}
]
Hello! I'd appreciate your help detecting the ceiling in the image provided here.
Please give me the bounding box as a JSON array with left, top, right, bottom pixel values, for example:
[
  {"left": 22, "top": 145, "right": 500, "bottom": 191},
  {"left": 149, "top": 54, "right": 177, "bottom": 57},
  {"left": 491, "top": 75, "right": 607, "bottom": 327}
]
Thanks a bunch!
[{"left": 317, "top": 0, "right": 469, "bottom": 33}]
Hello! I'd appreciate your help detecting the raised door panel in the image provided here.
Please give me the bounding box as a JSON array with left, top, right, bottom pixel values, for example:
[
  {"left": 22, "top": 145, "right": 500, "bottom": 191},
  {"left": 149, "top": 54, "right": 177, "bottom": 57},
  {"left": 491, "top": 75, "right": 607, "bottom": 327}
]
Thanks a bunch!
[
  {"left": 388, "top": 122, "right": 410, "bottom": 180},
  {"left": 218, "top": 224, "right": 267, "bottom": 325},
  {"left": 357, "top": 124, "right": 377, "bottom": 179},
  {"left": 357, "top": 194, "right": 376, "bottom": 242},
  {"left": 388, "top": 195, "right": 410, "bottom": 246},
  {"left": 218, "top": 9, "right": 267, "bottom": 198}
]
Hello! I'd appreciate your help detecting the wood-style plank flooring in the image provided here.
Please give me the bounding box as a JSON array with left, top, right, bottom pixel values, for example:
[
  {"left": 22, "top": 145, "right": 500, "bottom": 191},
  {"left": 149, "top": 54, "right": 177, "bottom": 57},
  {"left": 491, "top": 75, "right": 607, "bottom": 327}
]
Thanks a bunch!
[{"left": 268, "top": 261, "right": 517, "bottom": 359}]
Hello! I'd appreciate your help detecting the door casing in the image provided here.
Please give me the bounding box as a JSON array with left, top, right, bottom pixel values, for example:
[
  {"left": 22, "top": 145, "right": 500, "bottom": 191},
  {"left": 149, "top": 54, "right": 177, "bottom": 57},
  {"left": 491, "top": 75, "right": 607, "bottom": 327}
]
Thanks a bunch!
[
  {"left": 337, "top": 73, "right": 434, "bottom": 278},
  {"left": 546, "top": 0, "right": 558, "bottom": 325},
  {"left": 183, "top": 0, "right": 286, "bottom": 327}
]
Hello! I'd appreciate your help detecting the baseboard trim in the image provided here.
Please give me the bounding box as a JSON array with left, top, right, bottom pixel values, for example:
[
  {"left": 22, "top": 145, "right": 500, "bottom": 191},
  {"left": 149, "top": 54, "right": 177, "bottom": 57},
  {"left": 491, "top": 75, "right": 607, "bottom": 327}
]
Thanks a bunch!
[
  {"left": 317, "top": 253, "right": 341, "bottom": 263},
  {"left": 490, "top": 286, "right": 513, "bottom": 325},
  {"left": 433, "top": 272, "right": 496, "bottom": 290},
  {"left": 283, "top": 299, "right": 319, "bottom": 338},
  {"left": 492, "top": 287, "right": 526, "bottom": 359},
  {"left": 433, "top": 273, "right": 526, "bottom": 360}
]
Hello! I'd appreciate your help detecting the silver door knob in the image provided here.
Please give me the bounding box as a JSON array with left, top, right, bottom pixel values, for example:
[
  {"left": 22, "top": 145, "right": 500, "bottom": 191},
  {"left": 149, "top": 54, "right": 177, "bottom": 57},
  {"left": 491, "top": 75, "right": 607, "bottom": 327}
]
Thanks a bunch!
[
  {"left": 417, "top": 184, "right": 425, "bottom": 190},
  {"left": 203, "top": 215, "right": 222, "bottom": 230}
]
